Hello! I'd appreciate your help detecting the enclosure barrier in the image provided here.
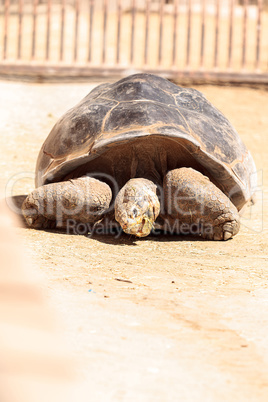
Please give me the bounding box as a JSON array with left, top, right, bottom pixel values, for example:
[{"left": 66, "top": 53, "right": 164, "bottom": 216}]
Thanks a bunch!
[{"left": 0, "top": 0, "right": 267, "bottom": 83}]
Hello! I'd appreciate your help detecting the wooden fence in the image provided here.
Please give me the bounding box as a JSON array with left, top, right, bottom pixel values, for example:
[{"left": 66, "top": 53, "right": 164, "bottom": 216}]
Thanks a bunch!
[{"left": 0, "top": 0, "right": 267, "bottom": 83}]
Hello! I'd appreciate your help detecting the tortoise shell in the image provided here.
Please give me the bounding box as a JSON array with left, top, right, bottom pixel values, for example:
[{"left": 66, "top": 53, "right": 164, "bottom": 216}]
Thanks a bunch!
[{"left": 36, "top": 73, "right": 256, "bottom": 211}]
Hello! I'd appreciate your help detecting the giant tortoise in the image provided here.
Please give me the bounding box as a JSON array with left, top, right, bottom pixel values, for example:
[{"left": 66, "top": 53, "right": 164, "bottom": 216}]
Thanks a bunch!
[{"left": 22, "top": 73, "right": 256, "bottom": 240}]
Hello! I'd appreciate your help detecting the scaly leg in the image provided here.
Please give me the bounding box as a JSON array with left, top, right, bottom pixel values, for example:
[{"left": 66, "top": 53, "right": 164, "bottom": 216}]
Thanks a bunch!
[
  {"left": 22, "top": 176, "right": 112, "bottom": 230},
  {"left": 163, "top": 168, "right": 240, "bottom": 240}
]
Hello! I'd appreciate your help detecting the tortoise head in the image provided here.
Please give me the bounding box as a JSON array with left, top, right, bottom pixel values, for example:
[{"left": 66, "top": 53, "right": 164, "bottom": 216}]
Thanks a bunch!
[{"left": 115, "top": 178, "right": 160, "bottom": 237}]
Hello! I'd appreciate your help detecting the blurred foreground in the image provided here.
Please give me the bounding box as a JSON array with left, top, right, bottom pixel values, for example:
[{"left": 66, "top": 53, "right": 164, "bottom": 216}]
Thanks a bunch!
[{"left": 0, "top": 201, "right": 88, "bottom": 402}]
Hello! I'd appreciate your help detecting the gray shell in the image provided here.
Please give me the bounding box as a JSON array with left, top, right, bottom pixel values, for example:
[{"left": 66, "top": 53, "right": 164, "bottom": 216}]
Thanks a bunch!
[{"left": 36, "top": 73, "right": 256, "bottom": 211}]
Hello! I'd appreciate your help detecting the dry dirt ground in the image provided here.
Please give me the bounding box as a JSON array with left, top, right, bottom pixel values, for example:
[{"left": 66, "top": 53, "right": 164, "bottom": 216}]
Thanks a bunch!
[{"left": 0, "top": 79, "right": 268, "bottom": 401}]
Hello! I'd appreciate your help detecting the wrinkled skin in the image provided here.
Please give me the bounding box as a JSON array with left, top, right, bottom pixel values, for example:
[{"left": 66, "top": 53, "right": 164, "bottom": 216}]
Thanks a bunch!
[
  {"left": 114, "top": 169, "right": 240, "bottom": 240},
  {"left": 22, "top": 168, "right": 240, "bottom": 240},
  {"left": 114, "top": 178, "right": 160, "bottom": 237}
]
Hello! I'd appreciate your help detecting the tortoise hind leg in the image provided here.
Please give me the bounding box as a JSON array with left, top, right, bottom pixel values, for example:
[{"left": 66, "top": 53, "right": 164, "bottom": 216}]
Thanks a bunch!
[
  {"left": 163, "top": 167, "right": 240, "bottom": 240},
  {"left": 22, "top": 176, "right": 112, "bottom": 231}
]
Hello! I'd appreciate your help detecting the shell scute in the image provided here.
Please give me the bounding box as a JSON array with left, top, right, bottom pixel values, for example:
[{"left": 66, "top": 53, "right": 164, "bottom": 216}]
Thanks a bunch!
[
  {"left": 42, "top": 99, "right": 117, "bottom": 158},
  {"left": 103, "top": 100, "right": 189, "bottom": 134},
  {"left": 98, "top": 79, "right": 177, "bottom": 106}
]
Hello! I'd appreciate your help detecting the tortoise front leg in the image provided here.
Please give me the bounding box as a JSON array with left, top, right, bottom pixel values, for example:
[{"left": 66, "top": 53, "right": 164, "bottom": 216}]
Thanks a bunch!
[
  {"left": 22, "top": 176, "right": 112, "bottom": 230},
  {"left": 163, "top": 167, "right": 240, "bottom": 240}
]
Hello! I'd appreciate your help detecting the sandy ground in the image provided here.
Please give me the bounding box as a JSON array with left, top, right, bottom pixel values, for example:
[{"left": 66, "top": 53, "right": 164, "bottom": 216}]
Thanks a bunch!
[{"left": 1, "top": 79, "right": 268, "bottom": 401}]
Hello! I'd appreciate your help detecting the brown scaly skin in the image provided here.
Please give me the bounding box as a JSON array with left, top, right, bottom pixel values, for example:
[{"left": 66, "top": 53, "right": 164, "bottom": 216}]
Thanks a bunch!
[
  {"left": 114, "top": 178, "right": 160, "bottom": 237},
  {"left": 163, "top": 167, "right": 240, "bottom": 240},
  {"left": 22, "top": 176, "right": 112, "bottom": 229},
  {"left": 22, "top": 170, "right": 239, "bottom": 240}
]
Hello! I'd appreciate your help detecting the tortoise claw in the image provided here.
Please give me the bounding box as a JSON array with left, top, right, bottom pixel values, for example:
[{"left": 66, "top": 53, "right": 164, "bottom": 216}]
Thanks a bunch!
[{"left": 223, "top": 231, "right": 233, "bottom": 241}]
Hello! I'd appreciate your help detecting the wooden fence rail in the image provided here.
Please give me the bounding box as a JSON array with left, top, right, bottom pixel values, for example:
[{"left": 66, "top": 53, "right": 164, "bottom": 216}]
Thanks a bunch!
[{"left": 0, "top": 0, "right": 267, "bottom": 83}]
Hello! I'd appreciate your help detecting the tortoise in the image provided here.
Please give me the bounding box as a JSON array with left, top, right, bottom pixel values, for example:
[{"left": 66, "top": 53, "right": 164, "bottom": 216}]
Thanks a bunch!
[{"left": 22, "top": 73, "right": 256, "bottom": 240}]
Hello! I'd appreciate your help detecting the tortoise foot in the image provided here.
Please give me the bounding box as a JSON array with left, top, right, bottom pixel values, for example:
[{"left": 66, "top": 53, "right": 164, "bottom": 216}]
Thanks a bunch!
[
  {"left": 22, "top": 176, "right": 112, "bottom": 231},
  {"left": 202, "top": 217, "right": 240, "bottom": 241},
  {"left": 164, "top": 167, "right": 240, "bottom": 240},
  {"left": 22, "top": 194, "right": 56, "bottom": 229}
]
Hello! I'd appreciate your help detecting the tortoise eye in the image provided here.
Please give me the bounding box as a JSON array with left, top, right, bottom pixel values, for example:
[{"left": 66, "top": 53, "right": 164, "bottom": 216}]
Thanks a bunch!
[{"left": 132, "top": 208, "right": 138, "bottom": 218}]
